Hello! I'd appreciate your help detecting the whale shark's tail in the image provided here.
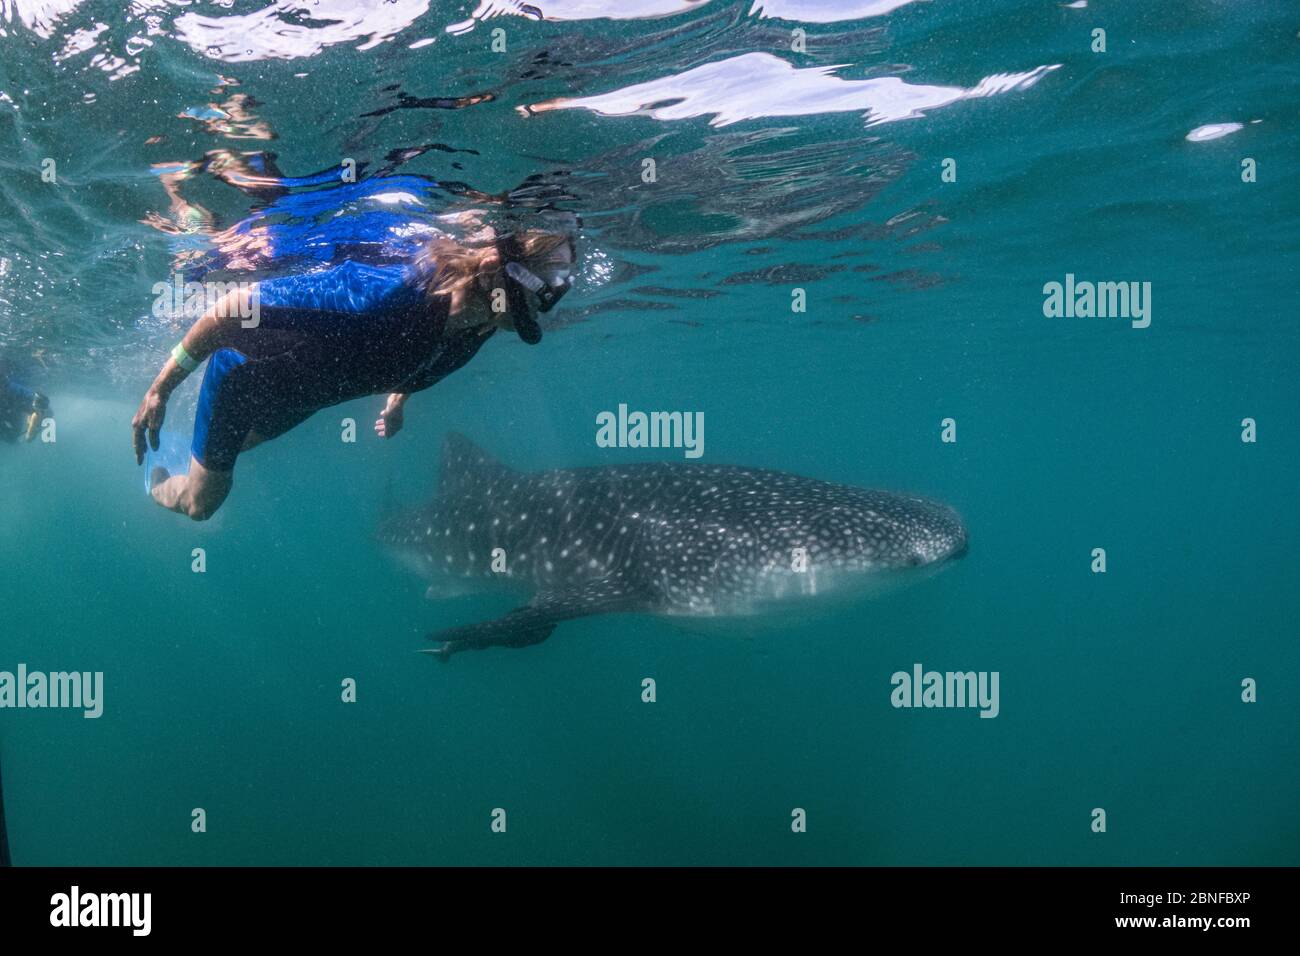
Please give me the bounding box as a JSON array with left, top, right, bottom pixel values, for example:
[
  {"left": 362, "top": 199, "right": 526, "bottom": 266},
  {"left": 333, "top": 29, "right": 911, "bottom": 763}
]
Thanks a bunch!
[{"left": 0, "top": 750, "right": 11, "bottom": 867}]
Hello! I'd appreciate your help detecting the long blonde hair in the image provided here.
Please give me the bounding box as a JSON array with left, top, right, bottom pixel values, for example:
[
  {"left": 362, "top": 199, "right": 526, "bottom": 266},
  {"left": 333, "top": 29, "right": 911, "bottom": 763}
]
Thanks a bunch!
[{"left": 419, "top": 229, "right": 573, "bottom": 303}]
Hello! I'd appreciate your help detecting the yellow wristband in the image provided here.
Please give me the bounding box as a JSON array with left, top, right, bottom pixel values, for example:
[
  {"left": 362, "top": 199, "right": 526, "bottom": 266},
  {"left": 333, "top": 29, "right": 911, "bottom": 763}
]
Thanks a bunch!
[{"left": 171, "top": 342, "right": 199, "bottom": 373}]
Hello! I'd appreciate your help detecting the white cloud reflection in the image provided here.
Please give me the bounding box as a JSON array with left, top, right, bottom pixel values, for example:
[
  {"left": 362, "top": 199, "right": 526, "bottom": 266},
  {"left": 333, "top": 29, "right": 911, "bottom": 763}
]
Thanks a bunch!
[{"left": 527, "top": 52, "right": 1060, "bottom": 128}]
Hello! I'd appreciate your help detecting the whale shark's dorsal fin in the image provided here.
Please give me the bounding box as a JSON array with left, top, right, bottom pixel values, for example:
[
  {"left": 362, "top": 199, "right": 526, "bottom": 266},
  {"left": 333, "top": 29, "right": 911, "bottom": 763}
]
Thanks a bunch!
[{"left": 439, "top": 432, "right": 516, "bottom": 497}]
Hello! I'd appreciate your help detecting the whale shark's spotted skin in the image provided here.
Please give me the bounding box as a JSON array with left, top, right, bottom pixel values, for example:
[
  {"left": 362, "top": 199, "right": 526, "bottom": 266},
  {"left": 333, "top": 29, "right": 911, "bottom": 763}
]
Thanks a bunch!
[{"left": 378, "top": 434, "right": 968, "bottom": 660}]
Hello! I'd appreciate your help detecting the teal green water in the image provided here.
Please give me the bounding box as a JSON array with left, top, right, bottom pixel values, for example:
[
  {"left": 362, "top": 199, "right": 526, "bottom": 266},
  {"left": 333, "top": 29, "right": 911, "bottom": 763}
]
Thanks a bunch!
[{"left": 0, "top": 1, "right": 1297, "bottom": 865}]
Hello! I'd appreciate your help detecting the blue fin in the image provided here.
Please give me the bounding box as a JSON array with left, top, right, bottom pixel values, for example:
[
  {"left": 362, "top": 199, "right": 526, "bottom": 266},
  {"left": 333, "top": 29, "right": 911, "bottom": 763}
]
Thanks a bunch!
[{"left": 145, "top": 430, "right": 192, "bottom": 494}]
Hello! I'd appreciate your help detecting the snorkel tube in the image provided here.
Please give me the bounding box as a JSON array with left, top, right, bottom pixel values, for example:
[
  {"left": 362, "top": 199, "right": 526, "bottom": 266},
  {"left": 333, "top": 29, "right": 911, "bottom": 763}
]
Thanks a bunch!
[
  {"left": 22, "top": 393, "right": 49, "bottom": 442},
  {"left": 495, "top": 232, "right": 576, "bottom": 345}
]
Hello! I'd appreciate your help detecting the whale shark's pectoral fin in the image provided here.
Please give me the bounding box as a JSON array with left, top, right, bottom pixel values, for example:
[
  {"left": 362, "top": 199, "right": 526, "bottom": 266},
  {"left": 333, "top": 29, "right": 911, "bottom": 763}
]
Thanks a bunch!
[{"left": 421, "top": 576, "right": 645, "bottom": 662}]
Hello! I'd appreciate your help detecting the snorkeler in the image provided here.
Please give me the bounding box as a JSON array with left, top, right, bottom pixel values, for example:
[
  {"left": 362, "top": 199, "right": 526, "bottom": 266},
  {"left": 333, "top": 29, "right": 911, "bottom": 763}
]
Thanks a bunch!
[
  {"left": 0, "top": 353, "right": 51, "bottom": 444},
  {"left": 131, "top": 224, "right": 577, "bottom": 520}
]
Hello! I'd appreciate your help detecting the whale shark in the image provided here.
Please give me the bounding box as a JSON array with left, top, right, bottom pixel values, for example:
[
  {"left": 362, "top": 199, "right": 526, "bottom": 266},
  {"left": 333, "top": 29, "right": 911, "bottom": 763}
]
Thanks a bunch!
[{"left": 379, "top": 434, "right": 968, "bottom": 660}]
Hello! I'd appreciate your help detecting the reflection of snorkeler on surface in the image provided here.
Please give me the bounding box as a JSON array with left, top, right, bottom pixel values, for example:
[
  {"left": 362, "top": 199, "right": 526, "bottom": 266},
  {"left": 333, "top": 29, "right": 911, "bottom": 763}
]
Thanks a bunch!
[
  {"left": 142, "top": 81, "right": 493, "bottom": 247},
  {"left": 131, "top": 178, "right": 579, "bottom": 521},
  {"left": 180, "top": 91, "right": 277, "bottom": 142},
  {"left": 140, "top": 150, "right": 289, "bottom": 241},
  {"left": 141, "top": 84, "right": 287, "bottom": 243},
  {"left": 0, "top": 351, "right": 51, "bottom": 445},
  {"left": 142, "top": 149, "right": 507, "bottom": 273}
]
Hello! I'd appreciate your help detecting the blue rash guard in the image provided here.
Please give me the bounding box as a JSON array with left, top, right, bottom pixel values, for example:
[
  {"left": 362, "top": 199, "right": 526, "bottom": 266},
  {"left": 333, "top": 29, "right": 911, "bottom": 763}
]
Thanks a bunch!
[
  {"left": 1, "top": 379, "right": 42, "bottom": 443},
  {"left": 191, "top": 258, "right": 493, "bottom": 471}
]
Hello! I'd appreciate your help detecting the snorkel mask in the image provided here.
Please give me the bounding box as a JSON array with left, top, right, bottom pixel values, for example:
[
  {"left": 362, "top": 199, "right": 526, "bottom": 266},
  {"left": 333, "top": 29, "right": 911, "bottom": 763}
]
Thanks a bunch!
[{"left": 495, "top": 233, "right": 576, "bottom": 345}]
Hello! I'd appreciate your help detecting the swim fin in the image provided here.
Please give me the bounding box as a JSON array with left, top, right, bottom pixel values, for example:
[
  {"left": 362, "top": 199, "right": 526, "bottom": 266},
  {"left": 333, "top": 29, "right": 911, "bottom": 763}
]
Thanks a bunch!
[{"left": 144, "top": 430, "right": 192, "bottom": 494}]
